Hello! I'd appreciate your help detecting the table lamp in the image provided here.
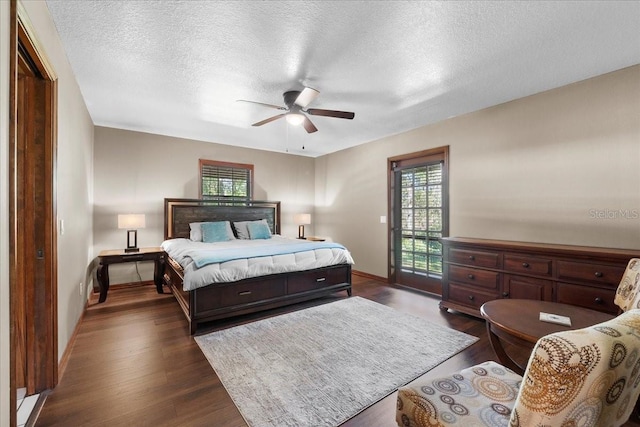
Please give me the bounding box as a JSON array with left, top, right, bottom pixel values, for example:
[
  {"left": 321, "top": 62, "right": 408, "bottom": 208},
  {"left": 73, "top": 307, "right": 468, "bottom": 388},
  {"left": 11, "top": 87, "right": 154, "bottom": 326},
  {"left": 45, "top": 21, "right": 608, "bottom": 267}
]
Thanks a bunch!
[
  {"left": 118, "top": 214, "right": 146, "bottom": 252},
  {"left": 294, "top": 213, "right": 311, "bottom": 239}
]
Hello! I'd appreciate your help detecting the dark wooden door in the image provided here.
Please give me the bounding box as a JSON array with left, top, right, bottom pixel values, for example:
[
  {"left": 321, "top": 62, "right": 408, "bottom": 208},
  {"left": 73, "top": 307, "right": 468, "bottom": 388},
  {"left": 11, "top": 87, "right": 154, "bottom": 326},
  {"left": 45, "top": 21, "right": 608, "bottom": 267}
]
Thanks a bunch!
[
  {"left": 15, "top": 69, "right": 57, "bottom": 393},
  {"left": 10, "top": 5, "right": 59, "bottom": 415}
]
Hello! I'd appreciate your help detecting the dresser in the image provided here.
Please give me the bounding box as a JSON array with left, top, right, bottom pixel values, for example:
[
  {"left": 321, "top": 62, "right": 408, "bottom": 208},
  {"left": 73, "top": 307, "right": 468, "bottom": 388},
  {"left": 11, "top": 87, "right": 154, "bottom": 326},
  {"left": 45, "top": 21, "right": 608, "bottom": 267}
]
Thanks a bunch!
[{"left": 440, "top": 237, "right": 639, "bottom": 317}]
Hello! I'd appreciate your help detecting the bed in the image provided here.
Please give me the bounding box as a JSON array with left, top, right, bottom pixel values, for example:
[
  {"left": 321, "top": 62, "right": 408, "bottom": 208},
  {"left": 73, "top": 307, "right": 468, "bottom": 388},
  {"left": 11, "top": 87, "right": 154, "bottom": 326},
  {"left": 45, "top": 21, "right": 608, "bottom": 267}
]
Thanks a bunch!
[{"left": 162, "top": 198, "right": 353, "bottom": 334}]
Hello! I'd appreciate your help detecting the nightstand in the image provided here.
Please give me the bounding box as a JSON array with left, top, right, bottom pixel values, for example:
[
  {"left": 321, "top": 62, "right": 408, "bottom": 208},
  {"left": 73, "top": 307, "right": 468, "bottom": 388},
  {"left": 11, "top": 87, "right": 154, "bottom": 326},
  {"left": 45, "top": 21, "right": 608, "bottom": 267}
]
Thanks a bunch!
[
  {"left": 96, "top": 247, "right": 165, "bottom": 303},
  {"left": 305, "top": 236, "right": 326, "bottom": 242}
]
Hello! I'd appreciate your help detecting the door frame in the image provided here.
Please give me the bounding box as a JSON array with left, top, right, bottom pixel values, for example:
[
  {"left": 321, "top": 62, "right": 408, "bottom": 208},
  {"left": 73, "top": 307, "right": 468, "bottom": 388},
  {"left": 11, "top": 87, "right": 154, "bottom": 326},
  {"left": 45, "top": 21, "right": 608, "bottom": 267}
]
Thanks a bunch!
[
  {"left": 9, "top": 0, "right": 58, "bottom": 422},
  {"left": 387, "top": 146, "right": 449, "bottom": 293}
]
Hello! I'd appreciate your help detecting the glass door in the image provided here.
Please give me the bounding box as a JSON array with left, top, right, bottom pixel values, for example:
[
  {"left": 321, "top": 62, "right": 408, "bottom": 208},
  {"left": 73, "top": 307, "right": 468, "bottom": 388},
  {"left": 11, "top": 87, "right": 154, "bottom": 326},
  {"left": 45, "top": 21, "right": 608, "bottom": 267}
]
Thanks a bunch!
[{"left": 390, "top": 150, "right": 447, "bottom": 294}]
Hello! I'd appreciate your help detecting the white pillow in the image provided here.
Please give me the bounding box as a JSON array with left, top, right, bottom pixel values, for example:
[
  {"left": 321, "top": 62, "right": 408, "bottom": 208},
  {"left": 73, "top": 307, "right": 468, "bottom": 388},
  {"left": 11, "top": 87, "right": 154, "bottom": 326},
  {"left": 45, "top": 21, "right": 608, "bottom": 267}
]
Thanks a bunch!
[
  {"left": 233, "top": 219, "right": 271, "bottom": 239},
  {"left": 189, "top": 221, "right": 235, "bottom": 242}
]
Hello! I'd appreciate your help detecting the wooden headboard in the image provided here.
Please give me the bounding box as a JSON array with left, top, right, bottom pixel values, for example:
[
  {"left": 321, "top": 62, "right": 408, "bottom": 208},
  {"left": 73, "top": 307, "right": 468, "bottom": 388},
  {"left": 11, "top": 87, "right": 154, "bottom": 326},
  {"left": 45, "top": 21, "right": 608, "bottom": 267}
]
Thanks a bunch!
[{"left": 164, "top": 198, "right": 281, "bottom": 240}]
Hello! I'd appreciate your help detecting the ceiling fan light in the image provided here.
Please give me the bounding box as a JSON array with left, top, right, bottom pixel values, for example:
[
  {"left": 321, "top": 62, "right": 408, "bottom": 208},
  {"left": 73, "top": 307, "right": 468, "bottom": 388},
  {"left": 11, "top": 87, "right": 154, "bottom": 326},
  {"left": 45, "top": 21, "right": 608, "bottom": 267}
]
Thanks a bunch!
[{"left": 286, "top": 113, "right": 305, "bottom": 126}]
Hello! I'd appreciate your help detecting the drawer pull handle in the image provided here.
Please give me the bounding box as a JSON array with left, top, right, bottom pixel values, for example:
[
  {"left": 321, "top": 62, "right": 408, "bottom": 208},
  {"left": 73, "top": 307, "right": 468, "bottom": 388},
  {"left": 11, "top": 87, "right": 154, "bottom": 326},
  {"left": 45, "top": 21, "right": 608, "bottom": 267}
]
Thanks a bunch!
[
  {"left": 238, "top": 291, "right": 252, "bottom": 296},
  {"left": 468, "top": 295, "right": 475, "bottom": 301},
  {"left": 316, "top": 277, "right": 326, "bottom": 282},
  {"left": 594, "top": 272, "right": 603, "bottom": 278},
  {"left": 467, "top": 274, "right": 474, "bottom": 280},
  {"left": 594, "top": 297, "right": 603, "bottom": 304},
  {"left": 502, "top": 292, "right": 509, "bottom": 297},
  {"left": 469, "top": 255, "right": 475, "bottom": 261},
  {"left": 522, "top": 262, "right": 530, "bottom": 268}
]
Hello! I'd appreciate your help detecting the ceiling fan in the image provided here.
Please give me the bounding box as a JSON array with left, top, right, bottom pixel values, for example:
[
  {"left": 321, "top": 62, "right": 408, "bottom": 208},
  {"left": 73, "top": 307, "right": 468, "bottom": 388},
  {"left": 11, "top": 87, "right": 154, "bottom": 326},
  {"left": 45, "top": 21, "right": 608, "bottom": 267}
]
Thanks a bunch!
[{"left": 238, "top": 87, "right": 355, "bottom": 133}]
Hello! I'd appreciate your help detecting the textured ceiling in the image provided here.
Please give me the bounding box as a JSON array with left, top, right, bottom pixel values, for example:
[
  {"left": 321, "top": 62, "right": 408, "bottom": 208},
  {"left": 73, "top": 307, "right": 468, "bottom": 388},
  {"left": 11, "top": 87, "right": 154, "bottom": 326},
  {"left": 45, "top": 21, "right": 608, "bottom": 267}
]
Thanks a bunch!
[{"left": 45, "top": 1, "right": 640, "bottom": 157}]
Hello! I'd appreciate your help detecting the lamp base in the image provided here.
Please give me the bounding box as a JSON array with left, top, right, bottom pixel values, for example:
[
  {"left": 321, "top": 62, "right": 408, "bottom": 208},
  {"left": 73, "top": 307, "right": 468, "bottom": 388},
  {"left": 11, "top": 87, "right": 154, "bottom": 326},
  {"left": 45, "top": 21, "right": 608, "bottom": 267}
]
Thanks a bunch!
[
  {"left": 125, "top": 229, "right": 139, "bottom": 252},
  {"left": 297, "top": 225, "right": 306, "bottom": 239}
]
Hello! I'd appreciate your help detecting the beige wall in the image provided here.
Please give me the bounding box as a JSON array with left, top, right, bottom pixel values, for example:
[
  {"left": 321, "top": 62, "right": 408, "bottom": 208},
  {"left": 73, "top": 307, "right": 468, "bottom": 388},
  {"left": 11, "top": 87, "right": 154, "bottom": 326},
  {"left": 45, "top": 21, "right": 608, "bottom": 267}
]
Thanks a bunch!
[
  {"left": 93, "top": 127, "right": 315, "bottom": 284},
  {"left": 316, "top": 66, "right": 640, "bottom": 278}
]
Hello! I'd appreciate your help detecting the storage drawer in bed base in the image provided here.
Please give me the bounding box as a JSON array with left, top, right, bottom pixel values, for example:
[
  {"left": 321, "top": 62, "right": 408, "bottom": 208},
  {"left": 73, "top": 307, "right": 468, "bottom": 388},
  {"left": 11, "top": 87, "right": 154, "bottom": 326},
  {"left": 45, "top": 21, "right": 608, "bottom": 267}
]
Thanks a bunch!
[
  {"left": 165, "top": 261, "right": 352, "bottom": 334},
  {"left": 192, "top": 281, "right": 352, "bottom": 322}
]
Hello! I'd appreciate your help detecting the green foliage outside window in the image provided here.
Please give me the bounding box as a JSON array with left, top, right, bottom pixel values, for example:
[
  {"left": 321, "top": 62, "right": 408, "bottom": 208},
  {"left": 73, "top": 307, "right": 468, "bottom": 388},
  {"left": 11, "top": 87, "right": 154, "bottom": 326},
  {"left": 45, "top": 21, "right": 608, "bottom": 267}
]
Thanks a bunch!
[
  {"left": 399, "top": 163, "right": 444, "bottom": 276},
  {"left": 200, "top": 160, "right": 253, "bottom": 202}
]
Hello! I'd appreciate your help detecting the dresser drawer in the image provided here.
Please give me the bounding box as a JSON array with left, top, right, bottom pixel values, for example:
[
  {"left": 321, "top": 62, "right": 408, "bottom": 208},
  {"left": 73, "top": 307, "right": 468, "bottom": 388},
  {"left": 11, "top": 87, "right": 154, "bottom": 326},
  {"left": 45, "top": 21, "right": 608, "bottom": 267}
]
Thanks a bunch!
[
  {"left": 557, "top": 261, "right": 625, "bottom": 286},
  {"left": 449, "top": 265, "right": 500, "bottom": 290},
  {"left": 448, "top": 284, "right": 498, "bottom": 310},
  {"left": 555, "top": 283, "right": 618, "bottom": 314},
  {"left": 503, "top": 274, "right": 553, "bottom": 301},
  {"left": 449, "top": 248, "right": 500, "bottom": 268},
  {"left": 504, "top": 254, "right": 552, "bottom": 276},
  {"left": 201, "top": 278, "right": 286, "bottom": 311},
  {"left": 287, "top": 266, "right": 350, "bottom": 294}
]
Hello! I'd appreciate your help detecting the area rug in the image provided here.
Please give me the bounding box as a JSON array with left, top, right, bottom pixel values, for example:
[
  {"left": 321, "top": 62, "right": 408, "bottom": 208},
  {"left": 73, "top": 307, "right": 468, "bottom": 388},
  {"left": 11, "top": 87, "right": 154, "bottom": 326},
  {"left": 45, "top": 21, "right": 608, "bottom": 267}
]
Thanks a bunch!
[{"left": 195, "top": 297, "right": 478, "bottom": 427}]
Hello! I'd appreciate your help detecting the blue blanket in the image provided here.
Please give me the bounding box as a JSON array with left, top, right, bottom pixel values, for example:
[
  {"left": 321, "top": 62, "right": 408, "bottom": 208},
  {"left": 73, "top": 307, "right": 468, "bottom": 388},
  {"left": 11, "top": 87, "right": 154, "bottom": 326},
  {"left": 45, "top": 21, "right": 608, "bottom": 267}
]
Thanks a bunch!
[{"left": 189, "top": 241, "right": 347, "bottom": 269}]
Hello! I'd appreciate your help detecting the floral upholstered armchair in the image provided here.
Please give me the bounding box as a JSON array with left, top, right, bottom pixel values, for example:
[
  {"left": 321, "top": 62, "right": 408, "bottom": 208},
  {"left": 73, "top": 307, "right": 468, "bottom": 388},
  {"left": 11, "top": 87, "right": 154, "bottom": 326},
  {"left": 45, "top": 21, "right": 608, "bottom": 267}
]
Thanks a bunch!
[
  {"left": 614, "top": 258, "right": 640, "bottom": 312},
  {"left": 396, "top": 308, "right": 640, "bottom": 427}
]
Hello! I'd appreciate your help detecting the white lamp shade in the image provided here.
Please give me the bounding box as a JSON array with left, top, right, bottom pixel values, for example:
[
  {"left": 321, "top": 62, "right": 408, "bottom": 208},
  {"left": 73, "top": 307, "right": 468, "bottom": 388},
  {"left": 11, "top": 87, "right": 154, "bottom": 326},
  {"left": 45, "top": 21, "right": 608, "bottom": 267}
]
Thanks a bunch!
[
  {"left": 286, "top": 113, "right": 305, "bottom": 126},
  {"left": 118, "top": 214, "right": 146, "bottom": 229},
  {"left": 294, "top": 213, "right": 311, "bottom": 225}
]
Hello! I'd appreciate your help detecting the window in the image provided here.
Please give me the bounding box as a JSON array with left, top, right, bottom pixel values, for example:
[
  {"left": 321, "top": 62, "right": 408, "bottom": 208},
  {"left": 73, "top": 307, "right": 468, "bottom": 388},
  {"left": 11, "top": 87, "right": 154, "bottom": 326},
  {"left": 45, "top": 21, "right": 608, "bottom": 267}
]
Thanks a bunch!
[
  {"left": 199, "top": 159, "right": 253, "bottom": 201},
  {"left": 399, "top": 162, "right": 445, "bottom": 276}
]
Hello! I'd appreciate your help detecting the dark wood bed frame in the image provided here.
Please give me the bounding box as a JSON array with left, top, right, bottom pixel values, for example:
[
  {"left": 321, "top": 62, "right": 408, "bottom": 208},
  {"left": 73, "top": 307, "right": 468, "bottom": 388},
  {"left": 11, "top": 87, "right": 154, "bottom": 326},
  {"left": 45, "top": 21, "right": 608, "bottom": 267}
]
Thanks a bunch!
[{"left": 163, "top": 198, "right": 352, "bottom": 334}]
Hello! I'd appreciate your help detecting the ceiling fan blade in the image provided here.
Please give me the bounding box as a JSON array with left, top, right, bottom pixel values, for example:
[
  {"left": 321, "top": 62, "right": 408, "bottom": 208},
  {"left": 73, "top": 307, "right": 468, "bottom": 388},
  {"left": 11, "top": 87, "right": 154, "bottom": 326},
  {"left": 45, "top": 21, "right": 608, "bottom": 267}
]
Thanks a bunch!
[
  {"left": 302, "top": 115, "right": 318, "bottom": 133},
  {"left": 252, "top": 114, "right": 286, "bottom": 126},
  {"left": 294, "top": 87, "right": 320, "bottom": 108},
  {"left": 305, "top": 108, "right": 355, "bottom": 120},
  {"left": 237, "top": 100, "right": 287, "bottom": 110}
]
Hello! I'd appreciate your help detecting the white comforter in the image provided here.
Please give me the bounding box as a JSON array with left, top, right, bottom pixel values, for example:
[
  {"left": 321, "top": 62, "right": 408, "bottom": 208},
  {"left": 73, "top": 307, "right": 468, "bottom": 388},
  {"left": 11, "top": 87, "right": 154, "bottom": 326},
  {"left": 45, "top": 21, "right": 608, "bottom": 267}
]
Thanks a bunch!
[{"left": 161, "top": 236, "right": 355, "bottom": 291}]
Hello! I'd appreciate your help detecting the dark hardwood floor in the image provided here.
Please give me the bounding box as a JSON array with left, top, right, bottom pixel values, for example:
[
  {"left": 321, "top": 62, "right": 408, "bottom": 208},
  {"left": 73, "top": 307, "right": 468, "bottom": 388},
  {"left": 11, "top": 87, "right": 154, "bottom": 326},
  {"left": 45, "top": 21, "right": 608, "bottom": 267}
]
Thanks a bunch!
[{"left": 36, "top": 275, "right": 640, "bottom": 426}]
